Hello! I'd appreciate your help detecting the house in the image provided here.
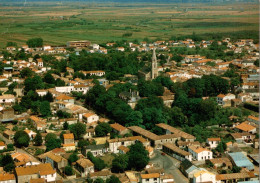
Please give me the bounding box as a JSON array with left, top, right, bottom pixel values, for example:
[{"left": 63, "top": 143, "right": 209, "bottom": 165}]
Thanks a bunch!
[
  {"left": 82, "top": 70, "right": 105, "bottom": 77},
  {"left": 84, "top": 144, "right": 108, "bottom": 157},
  {"left": 188, "top": 146, "right": 213, "bottom": 161},
  {"left": 12, "top": 152, "right": 39, "bottom": 167},
  {"left": 44, "top": 152, "right": 65, "bottom": 169},
  {"left": 3, "top": 130, "right": 15, "bottom": 140},
  {"left": 228, "top": 152, "right": 254, "bottom": 171},
  {"left": 216, "top": 93, "right": 236, "bottom": 107},
  {"left": 208, "top": 158, "right": 232, "bottom": 169},
  {"left": 206, "top": 138, "right": 221, "bottom": 149},
  {"left": 30, "top": 116, "right": 47, "bottom": 131},
  {"left": 230, "top": 132, "right": 255, "bottom": 143},
  {"left": 55, "top": 94, "right": 75, "bottom": 104},
  {"left": 15, "top": 163, "right": 56, "bottom": 182},
  {"left": 0, "top": 173, "right": 15, "bottom": 183},
  {"left": 0, "top": 108, "right": 15, "bottom": 122},
  {"left": 193, "top": 170, "right": 218, "bottom": 183},
  {"left": 110, "top": 123, "right": 130, "bottom": 136},
  {"left": 40, "top": 151, "right": 68, "bottom": 171},
  {"left": 140, "top": 173, "right": 160, "bottom": 183},
  {"left": 162, "top": 143, "right": 192, "bottom": 161},
  {"left": 247, "top": 115, "right": 259, "bottom": 124},
  {"left": 116, "top": 47, "right": 125, "bottom": 52},
  {"left": 0, "top": 95, "right": 15, "bottom": 104},
  {"left": 89, "top": 170, "right": 111, "bottom": 181},
  {"left": 84, "top": 128, "right": 95, "bottom": 139},
  {"left": 128, "top": 126, "right": 179, "bottom": 149},
  {"left": 36, "top": 90, "right": 48, "bottom": 97},
  {"left": 62, "top": 133, "right": 75, "bottom": 151},
  {"left": 108, "top": 136, "right": 149, "bottom": 153},
  {"left": 76, "top": 158, "right": 94, "bottom": 177},
  {"left": 66, "top": 40, "right": 91, "bottom": 48},
  {"left": 180, "top": 159, "right": 198, "bottom": 179},
  {"left": 0, "top": 141, "right": 6, "bottom": 151},
  {"left": 156, "top": 123, "right": 195, "bottom": 142},
  {"left": 234, "top": 122, "right": 257, "bottom": 134},
  {"left": 24, "top": 129, "right": 37, "bottom": 140},
  {"left": 216, "top": 172, "right": 256, "bottom": 183},
  {"left": 82, "top": 113, "right": 99, "bottom": 124}
]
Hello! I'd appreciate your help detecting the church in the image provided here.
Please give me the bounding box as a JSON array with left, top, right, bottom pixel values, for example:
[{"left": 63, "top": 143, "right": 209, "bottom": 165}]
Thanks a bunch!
[{"left": 138, "top": 48, "right": 158, "bottom": 80}]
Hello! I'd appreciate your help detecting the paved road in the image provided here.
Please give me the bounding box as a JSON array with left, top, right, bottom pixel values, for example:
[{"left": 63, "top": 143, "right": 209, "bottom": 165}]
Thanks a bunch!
[{"left": 150, "top": 150, "right": 189, "bottom": 183}]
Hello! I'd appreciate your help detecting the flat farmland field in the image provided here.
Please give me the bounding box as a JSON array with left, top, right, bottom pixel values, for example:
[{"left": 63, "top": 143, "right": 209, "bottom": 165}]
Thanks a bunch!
[{"left": 0, "top": 1, "right": 258, "bottom": 46}]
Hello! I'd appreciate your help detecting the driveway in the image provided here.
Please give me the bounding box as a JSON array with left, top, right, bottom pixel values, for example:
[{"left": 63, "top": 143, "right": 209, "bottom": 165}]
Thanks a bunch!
[{"left": 150, "top": 150, "right": 189, "bottom": 183}]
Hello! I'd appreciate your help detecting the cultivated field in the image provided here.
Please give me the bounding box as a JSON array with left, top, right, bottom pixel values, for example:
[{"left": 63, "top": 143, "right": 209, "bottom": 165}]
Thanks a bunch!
[{"left": 0, "top": 1, "right": 258, "bottom": 46}]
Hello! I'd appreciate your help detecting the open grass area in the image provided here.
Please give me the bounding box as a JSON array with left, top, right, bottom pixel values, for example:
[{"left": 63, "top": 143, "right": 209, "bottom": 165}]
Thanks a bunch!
[
  {"left": 0, "top": 2, "right": 258, "bottom": 46},
  {"left": 100, "top": 153, "right": 116, "bottom": 168}
]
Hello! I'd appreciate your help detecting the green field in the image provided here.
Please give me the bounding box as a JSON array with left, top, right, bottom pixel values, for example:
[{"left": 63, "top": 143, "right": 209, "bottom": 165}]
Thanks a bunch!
[{"left": 0, "top": 2, "right": 258, "bottom": 46}]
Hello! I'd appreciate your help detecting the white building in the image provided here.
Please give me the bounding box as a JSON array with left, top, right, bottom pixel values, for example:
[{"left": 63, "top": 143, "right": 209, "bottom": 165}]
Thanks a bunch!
[
  {"left": 193, "top": 170, "right": 218, "bottom": 183},
  {"left": 0, "top": 173, "right": 16, "bottom": 183},
  {"left": 206, "top": 138, "right": 221, "bottom": 149},
  {"left": 216, "top": 93, "right": 236, "bottom": 107},
  {"left": 188, "top": 146, "right": 213, "bottom": 161},
  {"left": 0, "top": 95, "right": 15, "bottom": 104},
  {"left": 82, "top": 113, "right": 99, "bottom": 124},
  {"left": 76, "top": 158, "right": 94, "bottom": 177},
  {"left": 140, "top": 173, "right": 160, "bottom": 183}
]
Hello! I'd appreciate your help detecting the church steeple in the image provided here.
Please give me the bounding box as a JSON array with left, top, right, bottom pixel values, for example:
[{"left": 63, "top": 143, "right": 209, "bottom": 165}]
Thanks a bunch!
[{"left": 151, "top": 48, "right": 158, "bottom": 79}]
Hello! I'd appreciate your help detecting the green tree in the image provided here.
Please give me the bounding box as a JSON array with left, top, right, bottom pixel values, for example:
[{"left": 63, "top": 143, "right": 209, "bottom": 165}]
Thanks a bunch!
[
  {"left": 232, "top": 166, "right": 241, "bottom": 173},
  {"left": 215, "top": 141, "right": 227, "bottom": 153},
  {"left": 63, "top": 121, "right": 69, "bottom": 130},
  {"left": 14, "top": 130, "right": 30, "bottom": 148},
  {"left": 40, "top": 101, "right": 51, "bottom": 117},
  {"left": 69, "top": 123, "right": 86, "bottom": 140},
  {"left": 94, "top": 178, "right": 104, "bottom": 183},
  {"left": 93, "top": 158, "right": 106, "bottom": 171},
  {"left": 33, "top": 132, "right": 43, "bottom": 146},
  {"left": 68, "top": 153, "right": 79, "bottom": 165},
  {"left": 127, "top": 141, "right": 149, "bottom": 171},
  {"left": 78, "top": 139, "right": 89, "bottom": 149},
  {"left": 106, "top": 175, "right": 121, "bottom": 183},
  {"left": 0, "top": 154, "right": 15, "bottom": 172},
  {"left": 46, "top": 138, "right": 61, "bottom": 152},
  {"left": 112, "top": 154, "right": 128, "bottom": 173},
  {"left": 64, "top": 166, "right": 74, "bottom": 176},
  {"left": 45, "top": 133, "right": 57, "bottom": 142},
  {"left": 95, "top": 123, "right": 112, "bottom": 137},
  {"left": 6, "top": 42, "right": 17, "bottom": 47},
  {"left": 26, "top": 38, "right": 43, "bottom": 48}
]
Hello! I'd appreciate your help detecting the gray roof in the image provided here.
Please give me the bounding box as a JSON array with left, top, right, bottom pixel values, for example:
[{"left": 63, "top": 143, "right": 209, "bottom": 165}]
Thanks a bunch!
[
  {"left": 86, "top": 144, "right": 106, "bottom": 151},
  {"left": 186, "top": 165, "right": 198, "bottom": 174}
]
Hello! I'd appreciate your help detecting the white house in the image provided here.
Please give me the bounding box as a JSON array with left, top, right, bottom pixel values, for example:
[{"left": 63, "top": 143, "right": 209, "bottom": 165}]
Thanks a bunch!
[
  {"left": 0, "top": 95, "right": 15, "bottom": 104},
  {"left": 0, "top": 173, "right": 16, "bottom": 183},
  {"left": 15, "top": 163, "right": 56, "bottom": 183},
  {"left": 43, "top": 45, "right": 52, "bottom": 51},
  {"left": 36, "top": 89, "right": 48, "bottom": 97},
  {"left": 0, "top": 141, "right": 6, "bottom": 150},
  {"left": 82, "top": 113, "right": 99, "bottom": 124},
  {"left": 206, "top": 138, "right": 221, "bottom": 149},
  {"left": 188, "top": 146, "right": 213, "bottom": 161},
  {"left": 193, "top": 170, "right": 218, "bottom": 183},
  {"left": 55, "top": 86, "right": 74, "bottom": 94},
  {"left": 116, "top": 47, "right": 125, "bottom": 52},
  {"left": 140, "top": 173, "right": 160, "bottom": 183},
  {"left": 24, "top": 129, "right": 37, "bottom": 140},
  {"left": 76, "top": 158, "right": 94, "bottom": 177},
  {"left": 216, "top": 93, "right": 236, "bottom": 107}
]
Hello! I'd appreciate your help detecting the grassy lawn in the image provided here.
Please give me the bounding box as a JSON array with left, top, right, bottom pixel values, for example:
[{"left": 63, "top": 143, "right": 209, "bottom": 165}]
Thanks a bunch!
[
  {"left": 0, "top": 2, "right": 258, "bottom": 46},
  {"left": 100, "top": 153, "right": 116, "bottom": 168}
]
